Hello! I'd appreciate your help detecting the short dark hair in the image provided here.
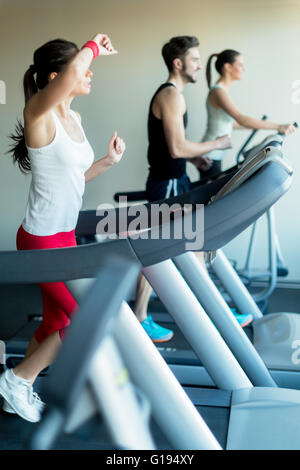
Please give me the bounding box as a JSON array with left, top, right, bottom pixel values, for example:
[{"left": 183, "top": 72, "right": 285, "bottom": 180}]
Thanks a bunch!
[{"left": 162, "top": 36, "right": 199, "bottom": 72}]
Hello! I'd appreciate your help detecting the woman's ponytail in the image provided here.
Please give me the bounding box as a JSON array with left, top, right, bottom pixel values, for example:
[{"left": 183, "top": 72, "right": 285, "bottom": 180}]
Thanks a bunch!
[
  {"left": 7, "top": 66, "right": 38, "bottom": 173},
  {"left": 7, "top": 119, "right": 30, "bottom": 173},
  {"left": 206, "top": 53, "right": 218, "bottom": 89},
  {"left": 23, "top": 66, "right": 38, "bottom": 103}
]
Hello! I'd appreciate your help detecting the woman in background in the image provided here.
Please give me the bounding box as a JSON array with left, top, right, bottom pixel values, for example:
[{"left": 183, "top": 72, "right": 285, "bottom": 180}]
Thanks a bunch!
[{"left": 195, "top": 49, "right": 295, "bottom": 178}]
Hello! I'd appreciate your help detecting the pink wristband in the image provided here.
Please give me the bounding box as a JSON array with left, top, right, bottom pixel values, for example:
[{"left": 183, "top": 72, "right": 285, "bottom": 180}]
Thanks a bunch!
[{"left": 82, "top": 40, "right": 100, "bottom": 60}]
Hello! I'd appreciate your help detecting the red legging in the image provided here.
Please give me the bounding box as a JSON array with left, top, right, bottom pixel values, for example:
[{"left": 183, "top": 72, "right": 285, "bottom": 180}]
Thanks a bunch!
[{"left": 16, "top": 225, "right": 78, "bottom": 343}]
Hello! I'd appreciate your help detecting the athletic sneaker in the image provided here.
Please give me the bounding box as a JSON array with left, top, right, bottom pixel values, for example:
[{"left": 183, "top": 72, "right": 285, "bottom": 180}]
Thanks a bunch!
[
  {"left": 0, "top": 369, "right": 45, "bottom": 422},
  {"left": 230, "top": 308, "right": 253, "bottom": 328},
  {"left": 141, "top": 315, "right": 174, "bottom": 343},
  {"left": 2, "top": 392, "right": 45, "bottom": 415}
]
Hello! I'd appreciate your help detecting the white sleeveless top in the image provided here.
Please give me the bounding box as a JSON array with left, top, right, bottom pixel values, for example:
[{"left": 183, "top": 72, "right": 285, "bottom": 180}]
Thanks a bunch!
[
  {"left": 22, "top": 109, "right": 94, "bottom": 236},
  {"left": 201, "top": 84, "right": 234, "bottom": 161}
]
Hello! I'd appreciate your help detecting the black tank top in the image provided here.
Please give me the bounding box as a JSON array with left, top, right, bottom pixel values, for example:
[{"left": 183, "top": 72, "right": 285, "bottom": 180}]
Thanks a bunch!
[{"left": 147, "top": 83, "right": 188, "bottom": 180}]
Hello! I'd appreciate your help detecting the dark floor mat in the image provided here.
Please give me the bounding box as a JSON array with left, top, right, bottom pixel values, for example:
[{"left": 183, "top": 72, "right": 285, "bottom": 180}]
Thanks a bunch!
[{"left": 0, "top": 404, "right": 173, "bottom": 450}]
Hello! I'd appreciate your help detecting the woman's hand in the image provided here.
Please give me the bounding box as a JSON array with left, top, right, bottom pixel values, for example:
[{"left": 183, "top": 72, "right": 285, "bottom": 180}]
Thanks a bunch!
[
  {"left": 106, "top": 132, "right": 126, "bottom": 165},
  {"left": 278, "top": 124, "right": 296, "bottom": 136},
  {"left": 91, "top": 33, "right": 118, "bottom": 56}
]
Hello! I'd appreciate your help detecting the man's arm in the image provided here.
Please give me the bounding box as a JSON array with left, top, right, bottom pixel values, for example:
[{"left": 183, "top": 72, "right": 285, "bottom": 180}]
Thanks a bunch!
[{"left": 160, "top": 87, "right": 231, "bottom": 159}]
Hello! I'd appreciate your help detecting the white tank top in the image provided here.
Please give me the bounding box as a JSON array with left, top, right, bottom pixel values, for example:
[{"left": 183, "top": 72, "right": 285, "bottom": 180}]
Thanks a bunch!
[
  {"left": 201, "top": 84, "right": 234, "bottom": 161},
  {"left": 22, "top": 109, "right": 94, "bottom": 236}
]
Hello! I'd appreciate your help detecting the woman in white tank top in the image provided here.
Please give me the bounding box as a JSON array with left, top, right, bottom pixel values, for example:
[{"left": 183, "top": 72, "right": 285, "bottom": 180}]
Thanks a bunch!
[
  {"left": 0, "top": 34, "right": 125, "bottom": 422},
  {"left": 195, "top": 49, "right": 296, "bottom": 179}
]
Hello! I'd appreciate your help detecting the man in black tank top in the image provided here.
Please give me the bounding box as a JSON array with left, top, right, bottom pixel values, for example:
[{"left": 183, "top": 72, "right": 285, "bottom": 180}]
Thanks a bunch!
[
  {"left": 145, "top": 36, "right": 231, "bottom": 203},
  {"left": 147, "top": 83, "right": 187, "bottom": 182},
  {"left": 136, "top": 36, "right": 233, "bottom": 342}
]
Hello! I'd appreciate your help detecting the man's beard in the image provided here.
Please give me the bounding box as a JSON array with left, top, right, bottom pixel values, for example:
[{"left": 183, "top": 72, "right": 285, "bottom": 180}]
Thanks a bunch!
[{"left": 181, "top": 64, "right": 196, "bottom": 83}]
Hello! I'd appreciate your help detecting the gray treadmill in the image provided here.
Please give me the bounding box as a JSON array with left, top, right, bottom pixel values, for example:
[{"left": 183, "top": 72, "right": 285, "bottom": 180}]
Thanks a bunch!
[
  {"left": 115, "top": 134, "right": 300, "bottom": 390},
  {"left": 77, "top": 140, "right": 298, "bottom": 388},
  {"left": 56, "top": 143, "right": 300, "bottom": 449},
  {"left": 2, "top": 143, "right": 300, "bottom": 449}
]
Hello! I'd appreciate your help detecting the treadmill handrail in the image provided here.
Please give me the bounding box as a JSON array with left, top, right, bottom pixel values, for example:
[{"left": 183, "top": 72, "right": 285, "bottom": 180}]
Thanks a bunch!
[
  {"left": 0, "top": 238, "right": 137, "bottom": 284},
  {"left": 212, "top": 147, "right": 293, "bottom": 202},
  {"left": 42, "top": 255, "right": 139, "bottom": 412},
  {"left": 114, "top": 190, "right": 147, "bottom": 202},
  {"left": 236, "top": 115, "right": 268, "bottom": 163},
  {"left": 242, "top": 134, "right": 283, "bottom": 163}
]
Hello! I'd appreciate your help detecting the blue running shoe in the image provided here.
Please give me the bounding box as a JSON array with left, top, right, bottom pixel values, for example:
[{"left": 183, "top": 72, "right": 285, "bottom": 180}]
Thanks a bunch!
[
  {"left": 230, "top": 308, "right": 253, "bottom": 328},
  {"left": 141, "top": 315, "right": 174, "bottom": 343}
]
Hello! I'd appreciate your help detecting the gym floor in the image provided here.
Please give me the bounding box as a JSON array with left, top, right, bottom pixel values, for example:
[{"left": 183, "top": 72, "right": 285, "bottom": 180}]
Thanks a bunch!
[{"left": 1, "top": 285, "right": 299, "bottom": 450}]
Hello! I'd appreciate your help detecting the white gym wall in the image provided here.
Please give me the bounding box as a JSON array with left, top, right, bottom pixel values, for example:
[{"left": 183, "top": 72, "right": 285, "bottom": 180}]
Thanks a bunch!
[{"left": 0, "top": 0, "right": 299, "bottom": 281}]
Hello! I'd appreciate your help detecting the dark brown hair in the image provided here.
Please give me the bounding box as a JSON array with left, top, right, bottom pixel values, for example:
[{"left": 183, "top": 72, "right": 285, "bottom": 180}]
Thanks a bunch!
[
  {"left": 162, "top": 36, "right": 199, "bottom": 72},
  {"left": 206, "top": 49, "right": 240, "bottom": 88},
  {"left": 7, "top": 39, "right": 78, "bottom": 173}
]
